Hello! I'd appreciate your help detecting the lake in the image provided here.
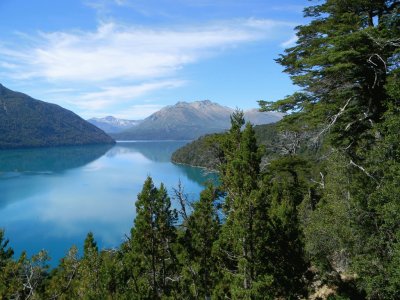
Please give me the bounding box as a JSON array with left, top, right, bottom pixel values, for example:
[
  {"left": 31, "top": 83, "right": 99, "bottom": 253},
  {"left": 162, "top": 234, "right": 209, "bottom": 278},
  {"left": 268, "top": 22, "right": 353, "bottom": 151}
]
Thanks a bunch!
[{"left": 0, "top": 141, "right": 216, "bottom": 265}]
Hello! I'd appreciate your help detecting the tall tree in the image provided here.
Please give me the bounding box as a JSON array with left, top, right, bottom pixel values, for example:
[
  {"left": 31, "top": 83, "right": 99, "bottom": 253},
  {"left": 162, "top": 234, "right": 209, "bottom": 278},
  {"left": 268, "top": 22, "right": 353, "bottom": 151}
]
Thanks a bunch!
[
  {"left": 216, "top": 112, "right": 274, "bottom": 299},
  {"left": 178, "top": 183, "right": 221, "bottom": 299},
  {"left": 0, "top": 230, "right": 20, "bottom": 298},
  {"left": 260, "top": 0, "right": 400, "bottom": 155},
  {"left": 128, "top": 176, "right": 178, "bottom": 299},
  {"left": 77, "top": 232, "right": 101, "bottom": 299},
  {"left": 259, "top": 0, "right": 400, "bottom": 298},
  {"left": 261, "top": 156, "right": 310, "bottom": 298}
]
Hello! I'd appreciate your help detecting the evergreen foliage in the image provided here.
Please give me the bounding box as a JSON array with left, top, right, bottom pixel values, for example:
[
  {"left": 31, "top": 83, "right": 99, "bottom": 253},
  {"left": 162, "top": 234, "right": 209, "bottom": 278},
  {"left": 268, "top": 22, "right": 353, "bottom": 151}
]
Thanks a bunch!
[
  {"left": 177, "top": 183, "right": 221, "bottom": 299},
  {"left": 0, "top": 0, "right": 399, "bottom": 298},
  {"left": 171, "top": 123, "right": 282, "bottom": 170},
  {"left": 127, "top": 177, "right": 178, "bottom": 299}
]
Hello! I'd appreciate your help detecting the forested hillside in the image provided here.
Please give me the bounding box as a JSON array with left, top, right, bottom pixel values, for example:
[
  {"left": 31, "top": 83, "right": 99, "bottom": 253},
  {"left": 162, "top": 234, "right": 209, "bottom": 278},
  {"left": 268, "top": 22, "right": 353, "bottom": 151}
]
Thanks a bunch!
[
  {"left": 0, "top": 84, "right": 114, "bottom": 149},
  {"left": 1, "top": 0, "right": 399, "bottom": 298},
  {"left": 171, "top": 123, "right": 283, "bottom": 170}
]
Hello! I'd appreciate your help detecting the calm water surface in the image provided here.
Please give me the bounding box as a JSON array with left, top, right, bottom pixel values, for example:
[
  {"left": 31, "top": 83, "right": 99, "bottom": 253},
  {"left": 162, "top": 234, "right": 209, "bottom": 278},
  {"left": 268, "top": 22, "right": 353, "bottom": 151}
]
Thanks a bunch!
[{"left": 0, "top": 141, "right": 215, "bottom": 265}]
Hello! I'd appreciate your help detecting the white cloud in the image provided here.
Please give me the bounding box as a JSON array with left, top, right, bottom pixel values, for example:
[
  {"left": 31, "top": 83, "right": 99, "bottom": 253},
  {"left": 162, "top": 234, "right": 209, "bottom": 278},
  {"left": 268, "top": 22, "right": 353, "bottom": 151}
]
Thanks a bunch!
[
  {"left": 0, "top": 19, "right": 293, "bottom": 83},
  {"left": 72, "top": 80, "right": 185, "bottom": 110},
  {"left": 82, "top": 104, "right": 164, "bottom": 119},
  {"left": 0, "top": 18, "right": 296, "bottom": 117}
]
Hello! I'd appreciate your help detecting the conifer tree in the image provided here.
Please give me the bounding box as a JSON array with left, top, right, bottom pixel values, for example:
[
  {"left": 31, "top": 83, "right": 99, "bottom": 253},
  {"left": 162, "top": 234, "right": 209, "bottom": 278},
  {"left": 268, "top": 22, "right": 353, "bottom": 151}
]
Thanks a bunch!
[
  {"left": 0, "top": 230, "right": 20, "bottom": 298},
  {"left": 178, "top": 183, "right": 221, "bottom": 299},
  {"left": 216, "top": 113, "right": 273, "bottom": 299},
  {"left": 259, "top": 0, "right": 399, "bottom": 298},
  {"left": 0, "top": 230, "right": 13, "bottom": 267},
  {"left": 129, "top": 176, "right": 177, "bottom": 299},
  {"left": 45, "top": 246, "right": 80, "bottom": 299},
  {"left": 261, "top": 156, "right": 309, "bottom": 298},
  {"left": 260, "top": 0, "right": 400, "bottom": 155},
  {"left": 79, "top": 232, "right": 101, "bottom": 298}
]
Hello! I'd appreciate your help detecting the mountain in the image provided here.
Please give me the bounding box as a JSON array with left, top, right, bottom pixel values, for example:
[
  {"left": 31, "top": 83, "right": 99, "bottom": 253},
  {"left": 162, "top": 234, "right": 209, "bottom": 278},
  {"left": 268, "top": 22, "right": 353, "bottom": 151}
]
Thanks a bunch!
[
  {"left": 113, "top": 100, "right": 283, "bottom": 140},
  {"left": 0, "top": 84, "right": 114, "bottom": 149},
  {"left": 244, "top": 109, "right": 283, "bottom": 125},
  {"left": 88, "top": 116, "right": 142, "bottom": 133}
]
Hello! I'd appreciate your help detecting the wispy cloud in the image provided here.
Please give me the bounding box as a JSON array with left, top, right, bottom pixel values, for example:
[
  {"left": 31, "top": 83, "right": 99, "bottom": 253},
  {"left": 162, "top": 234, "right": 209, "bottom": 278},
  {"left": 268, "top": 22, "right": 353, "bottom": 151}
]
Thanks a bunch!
[
  {"left": 72, "top": 80, "right": 185, "bottom": 110},
  {"left": 0, "top": 18, "right": 296, "bottom": 117},
  {"left": 0, "top": 19, "right": 294, "bottom": 83}
]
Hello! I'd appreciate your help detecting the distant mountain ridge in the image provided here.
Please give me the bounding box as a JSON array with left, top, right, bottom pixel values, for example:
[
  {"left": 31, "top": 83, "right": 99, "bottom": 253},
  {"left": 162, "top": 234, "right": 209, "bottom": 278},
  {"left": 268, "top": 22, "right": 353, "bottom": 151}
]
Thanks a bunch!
[
  {"left": 112, "top": 100, "right": 283, "bottom": 140},
  {"left": 0, "top": 84, "right": 114, "bottom": 149},
  {"left": 88, "top": 116, "right": 142, "bottom": 133}
]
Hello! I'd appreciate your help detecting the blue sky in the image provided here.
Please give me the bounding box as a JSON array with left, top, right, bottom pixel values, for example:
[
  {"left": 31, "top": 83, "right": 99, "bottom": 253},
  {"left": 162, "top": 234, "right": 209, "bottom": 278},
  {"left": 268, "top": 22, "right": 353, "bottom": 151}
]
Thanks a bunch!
[{"left": 0, "top": 0, "right": 310, "bottom": 119}]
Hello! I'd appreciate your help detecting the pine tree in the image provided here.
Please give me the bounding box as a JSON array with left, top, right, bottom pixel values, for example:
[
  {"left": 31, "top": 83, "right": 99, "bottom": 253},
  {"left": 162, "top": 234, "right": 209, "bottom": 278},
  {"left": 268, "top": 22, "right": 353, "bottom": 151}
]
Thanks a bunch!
[
  {"left": 178, "top": 183, "right": 221, "bottom": 299},
  {"left": 258, "top": 0, "right": 400, "bottom": 298},
  {"left": 216, "top": 113, "right": 274, "bottom": 299},
  {"left": 260, "top": 0, "right": 400, "bottom": 155},
  {"left": 0, "top": 230, "right": 13, "bottom": 267},
  {"left": 261, "top": 156, "right": 309, "bottom": 298},
  {"left": 0, "top": 230, "right": 20, "bottom": 298},
  {"left": 128, "top": 176, "right": 177, "bottom": 299},
  {"left": 350, "top": 107, "right": 400, "bottom": 298},
  {"left": 78, "top": 232, "right": 101, "bottom": 299}
]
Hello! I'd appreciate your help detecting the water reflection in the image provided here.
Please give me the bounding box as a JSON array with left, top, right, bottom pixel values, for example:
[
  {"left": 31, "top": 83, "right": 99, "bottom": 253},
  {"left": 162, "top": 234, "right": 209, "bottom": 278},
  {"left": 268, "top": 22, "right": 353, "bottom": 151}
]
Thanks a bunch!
[
  {"left": 0, "top": 141, "right": 215, "bottom": 265},
  {"left": 0, "top": 144, "right": 113, "bottom": 174},
  {"left": 110, "top": 141, "right": 189, "bottom": 162},
  {"left": 175, "top": 164, "right": 219, "bottom": 186}
]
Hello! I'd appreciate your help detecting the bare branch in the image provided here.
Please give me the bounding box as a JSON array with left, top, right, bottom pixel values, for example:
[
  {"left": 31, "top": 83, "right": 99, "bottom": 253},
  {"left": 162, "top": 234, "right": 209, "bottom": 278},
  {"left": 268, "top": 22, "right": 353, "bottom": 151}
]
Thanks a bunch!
[
  {"left": 349, "top": 160, "right": 378, "bottom": 185},
  {"left": 315, "top": 97, "right": 353, "bottom": 141},
  {"left": 278, "top": 130, "right": 301, "bottom": 155},
  {"left": 311, "top": 172, "right": 325, "bottom": 189},
  {"left": 367, "top": 54, "right": 387, "bottom": 88},
  {"left": 365, "top": 31, "right": 400, "bottom": 49},
  {"left": 172, "top": 180, "right": 191, "bottom": 223}
]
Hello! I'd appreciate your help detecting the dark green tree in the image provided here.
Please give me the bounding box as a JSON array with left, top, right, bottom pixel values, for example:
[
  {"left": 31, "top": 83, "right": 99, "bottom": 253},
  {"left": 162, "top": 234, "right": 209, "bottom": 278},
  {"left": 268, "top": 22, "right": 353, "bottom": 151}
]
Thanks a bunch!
[
  {"left": 76, "top": 232, "right": 102, "bottom": 299},
  {"left": 215, "top": 112, "right": 275, "bottom": 299},
  {"left": 178, "top": 183, "right": 221, "bottom": 299},
  {"left": 0, "top": 230, "right": 20, "bottom": 298},
  {"left": 349, "top": 107, "right": 400, "bottom": 299},
  {"left": 0, "top": 230, "right": 13, "bottom": 267},
  {"left": 259, "top": 0, "right": 400, "bottom": 155},
  {"left": 259, "top": 0, "right": 400, "bottom": 298},
  {"left": 128, "top": 176, "right": 178, "bottom": 299},
  {"left": 261, "top": 156, "right": 309, "bottom": 298}
]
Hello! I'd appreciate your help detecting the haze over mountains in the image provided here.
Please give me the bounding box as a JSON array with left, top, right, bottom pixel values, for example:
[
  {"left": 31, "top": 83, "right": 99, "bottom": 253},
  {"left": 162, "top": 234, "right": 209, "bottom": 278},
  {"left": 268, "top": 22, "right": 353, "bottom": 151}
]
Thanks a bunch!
[
  {"left": 0, "top": 84, "right": 114, "bottom": 149},
  {"left": 107, "top": 100, "right": 283, "bottom": 140}
]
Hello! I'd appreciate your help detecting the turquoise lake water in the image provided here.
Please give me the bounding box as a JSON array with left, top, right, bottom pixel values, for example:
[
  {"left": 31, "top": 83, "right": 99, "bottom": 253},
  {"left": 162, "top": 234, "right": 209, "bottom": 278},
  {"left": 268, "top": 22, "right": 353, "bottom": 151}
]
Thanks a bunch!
[{"left": 0, "top": 141, "right": 216, "bottom": 265}]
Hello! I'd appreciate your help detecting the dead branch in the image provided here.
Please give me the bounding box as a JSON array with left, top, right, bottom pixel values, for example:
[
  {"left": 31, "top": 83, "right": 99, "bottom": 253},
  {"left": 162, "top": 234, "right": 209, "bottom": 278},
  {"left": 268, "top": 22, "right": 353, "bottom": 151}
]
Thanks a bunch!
[
  {"left": 315, "top": 97, "right": 353, "bottom": 141},
  {"left": 311, "top": 172, "right": 325, "bottom": 189},
  {"left": 349, "top": 160, "right": 379, "bottom": 185},
  {"left": 173, "top": 180, "right": 191, "bottom": 223},
  {"left": 278, "top": 130, "right": 302, "bottom": 155},
  {"left": 367, "top": 54, "right": 387, "bottom": 88}
]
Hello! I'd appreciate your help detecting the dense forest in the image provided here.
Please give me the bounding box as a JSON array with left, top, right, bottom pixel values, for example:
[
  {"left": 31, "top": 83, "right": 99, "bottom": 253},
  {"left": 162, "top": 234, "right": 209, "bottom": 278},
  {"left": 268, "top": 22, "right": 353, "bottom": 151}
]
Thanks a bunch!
[
  {"left": 171, "top": 123, "right": 297, "bottom": 171},
  {"left": 1, "top": 0, "right": 400, "bottom": 298},
  {"left": 0, "top": 84, "right": 114, "bottom": 149}
]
